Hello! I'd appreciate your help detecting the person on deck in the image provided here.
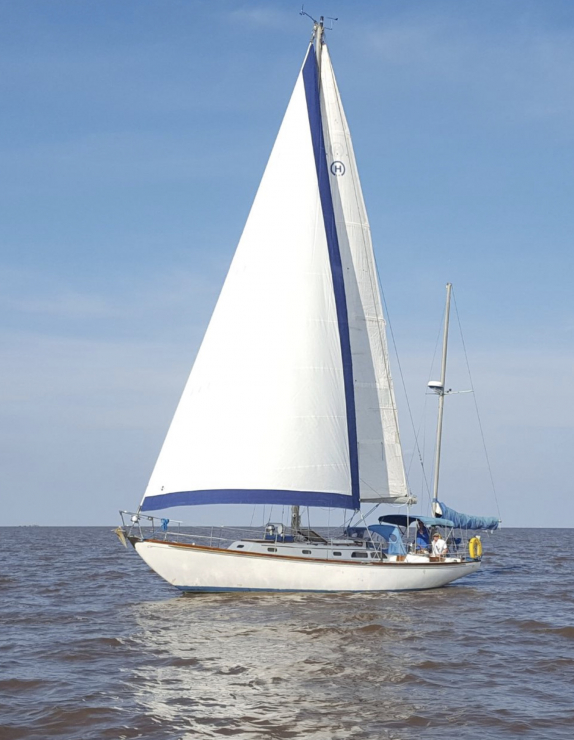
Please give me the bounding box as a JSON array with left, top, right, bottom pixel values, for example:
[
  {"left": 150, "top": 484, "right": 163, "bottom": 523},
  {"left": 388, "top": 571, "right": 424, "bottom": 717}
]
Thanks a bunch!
[
  {"left": 415, "top": 521, "right": 430, "bottom": 552},
  {"left": 431, "top": 532, "right": 448, "bottom": 557}
]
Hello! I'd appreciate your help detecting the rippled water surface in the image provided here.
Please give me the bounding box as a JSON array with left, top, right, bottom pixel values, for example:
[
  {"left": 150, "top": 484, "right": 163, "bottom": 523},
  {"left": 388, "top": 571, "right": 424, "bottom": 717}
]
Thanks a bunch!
[{"left": 1, "top": 527, "right": 573, "bottom": 739}]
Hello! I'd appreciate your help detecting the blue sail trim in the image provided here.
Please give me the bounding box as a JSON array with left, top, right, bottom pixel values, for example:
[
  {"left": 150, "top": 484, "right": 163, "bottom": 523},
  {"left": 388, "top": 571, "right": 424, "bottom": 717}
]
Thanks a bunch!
[
  {"left": 302, "top": 44, "right": 360, "bottom": 511},
  {"left": 433, "top": 500, "right": 500, "bottom": 530},
  {"left": 141, "top": 489, "right": 357, "bottom": 512}
]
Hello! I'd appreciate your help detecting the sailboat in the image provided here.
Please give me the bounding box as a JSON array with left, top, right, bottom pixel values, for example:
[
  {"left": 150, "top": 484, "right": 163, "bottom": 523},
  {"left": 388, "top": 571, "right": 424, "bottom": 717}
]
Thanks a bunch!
[{"left": 117, "top": 19, "right": 497, "bottom": 592}]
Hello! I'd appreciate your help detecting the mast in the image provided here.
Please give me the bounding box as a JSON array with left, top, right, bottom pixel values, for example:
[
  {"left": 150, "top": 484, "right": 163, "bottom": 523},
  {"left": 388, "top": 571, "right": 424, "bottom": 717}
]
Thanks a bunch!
[
  {"left": 315, "top": 16, "right": 324, "bottom": 68},
  {"left": 291, "top": 16, "right": 325, "bottom": 536},
  {"left": 430, "top": 283, "right": 452, "bottom": 511}
]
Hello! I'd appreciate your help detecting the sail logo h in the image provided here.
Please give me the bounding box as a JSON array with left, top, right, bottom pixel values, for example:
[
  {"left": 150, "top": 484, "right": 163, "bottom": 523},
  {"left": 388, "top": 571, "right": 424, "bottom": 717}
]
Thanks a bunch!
[{"left": 330, "top": 161, "right": 346, "bottom": 176}]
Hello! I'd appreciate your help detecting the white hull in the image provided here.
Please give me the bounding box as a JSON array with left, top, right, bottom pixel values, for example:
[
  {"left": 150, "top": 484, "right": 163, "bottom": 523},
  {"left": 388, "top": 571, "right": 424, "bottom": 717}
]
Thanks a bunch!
[{"left": 135, "top": 540, "right": 481, "bottom": 593}]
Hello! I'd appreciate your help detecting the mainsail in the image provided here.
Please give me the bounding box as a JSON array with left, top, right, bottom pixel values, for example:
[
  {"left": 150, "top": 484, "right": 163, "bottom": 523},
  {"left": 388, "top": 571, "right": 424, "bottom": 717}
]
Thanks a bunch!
[
  {"left": 141, "top": 38, "right": 411, "bottom": 513},
  {"left": 319, "top": 45, "right": 411, "bottom": 505}
]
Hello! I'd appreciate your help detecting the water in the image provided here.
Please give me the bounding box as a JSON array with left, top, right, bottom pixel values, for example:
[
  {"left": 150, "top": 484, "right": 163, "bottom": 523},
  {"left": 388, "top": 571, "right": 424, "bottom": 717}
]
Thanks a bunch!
[{"left": 1, "top": 527, "right": 573, "bottom": 740}]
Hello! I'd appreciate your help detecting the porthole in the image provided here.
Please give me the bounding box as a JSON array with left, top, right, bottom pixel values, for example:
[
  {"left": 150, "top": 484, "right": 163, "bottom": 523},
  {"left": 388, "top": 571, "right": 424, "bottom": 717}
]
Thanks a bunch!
[
  {"left": 333, "top": 552, "right": 342, "bottom": 556},
  {"left": 267, "top": 547, "right": 277, "bottom": 552},
  {"left": 351, "top": 551, "right": 368, "bottom": 558},
  {"left": 302, "top": 550, "right": 312, "bottom": 554}
]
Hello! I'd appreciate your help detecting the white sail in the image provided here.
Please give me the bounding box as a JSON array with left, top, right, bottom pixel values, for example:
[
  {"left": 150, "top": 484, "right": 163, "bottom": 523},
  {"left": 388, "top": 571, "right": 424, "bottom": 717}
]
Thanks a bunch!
[
  {"left": 319, "top": 45, "right": 412, "bottom": 504},
  {"left": 141, "top": 38, "right": 413, "bottom": 514},
  {"left": 141, "top": 48, "right": 357, "bottom": 512}
]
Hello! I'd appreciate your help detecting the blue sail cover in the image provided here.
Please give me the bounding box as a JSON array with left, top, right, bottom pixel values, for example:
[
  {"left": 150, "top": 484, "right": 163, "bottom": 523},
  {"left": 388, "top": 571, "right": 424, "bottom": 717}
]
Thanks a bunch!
[
  {"left": 434, "top": 500, "right": 499, "bottom": 530},
  {"left": 379, "top": 514, "right": 455, "bottom": 528}
]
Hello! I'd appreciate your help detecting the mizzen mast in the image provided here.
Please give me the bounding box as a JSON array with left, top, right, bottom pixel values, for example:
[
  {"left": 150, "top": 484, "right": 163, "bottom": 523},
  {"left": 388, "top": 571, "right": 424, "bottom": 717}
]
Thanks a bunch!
[{"left": 429, "top": 282, "right": 452, "bottom": 510}]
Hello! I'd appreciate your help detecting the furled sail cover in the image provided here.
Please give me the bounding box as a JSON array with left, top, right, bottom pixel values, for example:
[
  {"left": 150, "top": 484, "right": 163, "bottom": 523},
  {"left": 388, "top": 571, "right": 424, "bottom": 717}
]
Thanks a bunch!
[
  {"left": 319, "top": 45, "right": 413, "bottom": 505},
  {"left": 141, "top": 44, "right": 361, "bottom": 512},
  {"left": 433, "top": 500, "right": 500, "bottom": 530}
]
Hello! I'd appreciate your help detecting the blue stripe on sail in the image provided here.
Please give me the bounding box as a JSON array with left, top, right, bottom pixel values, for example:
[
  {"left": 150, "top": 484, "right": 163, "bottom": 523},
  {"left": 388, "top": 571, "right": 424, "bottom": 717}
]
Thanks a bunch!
[
  {"left": 302, "top": 45, "right": 360, "bottom": 510},
  {"left": 141, "top": 489, "right": 356, "bottom": 512}
]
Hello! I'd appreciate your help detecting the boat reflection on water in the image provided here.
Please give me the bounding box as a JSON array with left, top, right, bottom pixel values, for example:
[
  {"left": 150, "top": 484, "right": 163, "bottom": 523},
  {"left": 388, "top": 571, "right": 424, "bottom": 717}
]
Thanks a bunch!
[{"left": 127, "top": 592, "right": 437, "bottom": 738}]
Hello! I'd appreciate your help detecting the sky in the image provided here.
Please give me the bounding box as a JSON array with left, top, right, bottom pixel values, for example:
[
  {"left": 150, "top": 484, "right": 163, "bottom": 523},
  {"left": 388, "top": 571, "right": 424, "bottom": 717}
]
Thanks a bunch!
[{"left": 1, "top": 0, "right": 573, "bottom": 527}]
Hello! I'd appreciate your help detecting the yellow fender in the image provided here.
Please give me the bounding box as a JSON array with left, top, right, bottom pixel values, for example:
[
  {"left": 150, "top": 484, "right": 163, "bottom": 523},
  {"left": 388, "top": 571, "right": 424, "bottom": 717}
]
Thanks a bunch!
[{"left": 469, "top": 536, "right": 482, "bottom": 559}]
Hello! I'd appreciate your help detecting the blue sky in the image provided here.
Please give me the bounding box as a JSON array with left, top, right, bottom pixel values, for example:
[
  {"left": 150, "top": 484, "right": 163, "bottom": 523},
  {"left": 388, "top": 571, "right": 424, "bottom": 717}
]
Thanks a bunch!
[{"left": 2, "top": 0, "right": 573, "bottom": 526}]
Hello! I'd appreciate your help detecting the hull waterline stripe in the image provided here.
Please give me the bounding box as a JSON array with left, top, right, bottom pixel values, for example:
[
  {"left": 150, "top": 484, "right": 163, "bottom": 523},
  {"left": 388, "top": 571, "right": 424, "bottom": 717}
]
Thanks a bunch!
[
  {"left": 140, "top": 488, "right": 357, "bottom": 511},
  {"left": 302, "top": 44, "right": 360, "bottom": 509},
  {"left": 176, "top": 586, "right": 454, "bottom": 593}
]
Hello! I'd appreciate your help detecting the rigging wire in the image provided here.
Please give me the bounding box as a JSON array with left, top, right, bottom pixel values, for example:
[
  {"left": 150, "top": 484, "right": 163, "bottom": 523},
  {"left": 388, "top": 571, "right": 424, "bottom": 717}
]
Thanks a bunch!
[
  {"left": 376, "top": 275, "right": 434, "bottom": 502},
  {"left": 404, "top": 316, "right": 442, "bottom": 494},
  {"left": 362, "top": 503, "right": 380, "bottom": 521},
  {"left": 451, "top": 287, "right": 502, "bottom": 521}
]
